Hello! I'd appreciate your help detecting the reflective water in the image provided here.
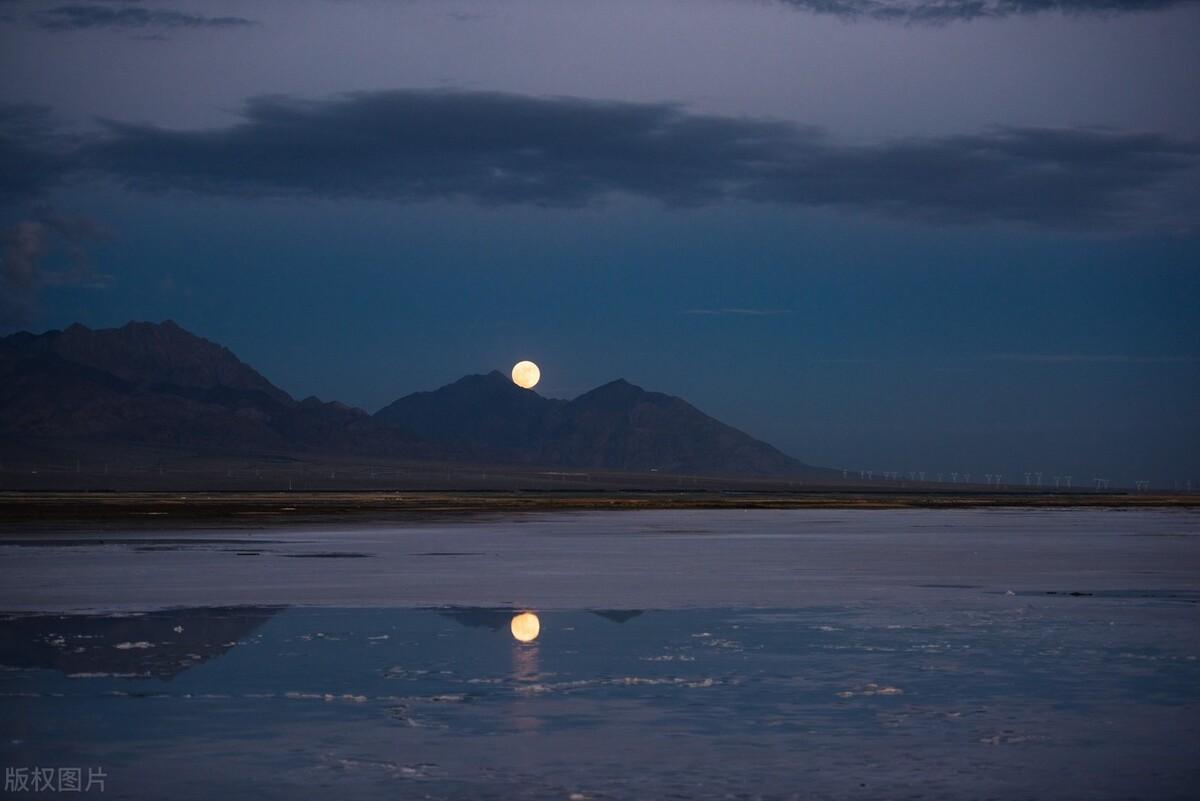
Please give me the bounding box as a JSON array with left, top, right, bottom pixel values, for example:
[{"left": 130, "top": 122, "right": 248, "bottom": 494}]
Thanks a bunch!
[{"left": 2, "top": 509, "right": 1199, "bottom": 799}]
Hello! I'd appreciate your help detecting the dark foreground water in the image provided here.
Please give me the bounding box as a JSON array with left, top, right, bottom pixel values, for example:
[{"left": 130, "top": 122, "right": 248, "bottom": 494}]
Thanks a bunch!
[{"left": 2, "top": 509, "right": 1199, "bottom": 799}]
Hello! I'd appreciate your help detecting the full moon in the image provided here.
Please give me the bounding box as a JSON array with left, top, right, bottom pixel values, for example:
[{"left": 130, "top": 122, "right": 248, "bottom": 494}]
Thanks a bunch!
[
  {"left": 510, "top": 612, "right": 541, "bottom": 642},
  {"left": 511, "top": 361, "right": 540, "bottom": 389}
]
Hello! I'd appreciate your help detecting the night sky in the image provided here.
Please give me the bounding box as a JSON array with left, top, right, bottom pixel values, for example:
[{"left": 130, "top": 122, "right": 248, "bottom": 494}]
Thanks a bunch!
[{"left": 1, "top": 0, "right": 1198, "bottom": 486}]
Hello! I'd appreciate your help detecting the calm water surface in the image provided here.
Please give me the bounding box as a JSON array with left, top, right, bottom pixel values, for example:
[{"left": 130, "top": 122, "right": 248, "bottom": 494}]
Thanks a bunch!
[{"left": 2, "top": 509, "right": 1198, "bottom": 799}]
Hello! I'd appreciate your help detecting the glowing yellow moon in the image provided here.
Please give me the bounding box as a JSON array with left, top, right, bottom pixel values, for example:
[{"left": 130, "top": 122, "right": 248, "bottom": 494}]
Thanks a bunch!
[
  {"left": 511, "top": 361, "right": 540, "bottom": 389},
  {"left": 510, "top": 611, "right": 541, "bottom": 642}
]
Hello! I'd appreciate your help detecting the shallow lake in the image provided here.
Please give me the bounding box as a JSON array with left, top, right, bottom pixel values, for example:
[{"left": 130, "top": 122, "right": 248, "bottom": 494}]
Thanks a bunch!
[{"left": 2, "top": 509, "right": 1198, "bottom": 799}]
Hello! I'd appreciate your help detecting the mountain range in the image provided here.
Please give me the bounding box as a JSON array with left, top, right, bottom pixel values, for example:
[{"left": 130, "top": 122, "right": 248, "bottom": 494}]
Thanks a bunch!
[{"left": 1, "top": 320, "right": 814, "bottom": 476}]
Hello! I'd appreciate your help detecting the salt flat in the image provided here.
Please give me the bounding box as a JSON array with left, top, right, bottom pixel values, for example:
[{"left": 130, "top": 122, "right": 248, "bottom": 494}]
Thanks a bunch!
[{"left": 1, "top": 508, "right": 1198, "bottom": 612}]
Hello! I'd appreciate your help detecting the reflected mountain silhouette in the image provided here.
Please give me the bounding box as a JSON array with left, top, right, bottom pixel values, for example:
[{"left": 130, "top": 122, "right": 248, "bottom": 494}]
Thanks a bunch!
[
  {"left": 437, "top": 606, "right": 648, "bottom": 631},
  {"left": 0, "top": 606, "right": 280, "bottom": 679},
  {"left": 590, "top": 610, "right": 644, "bottom": 624},
  {"left": 435, "top": 606, "right": 515, "bottom": 631}
]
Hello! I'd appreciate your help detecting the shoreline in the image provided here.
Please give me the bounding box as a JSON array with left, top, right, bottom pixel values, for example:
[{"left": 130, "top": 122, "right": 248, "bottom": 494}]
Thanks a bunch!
[{"left": 2, "top": 490, "right": 1197, "bottom": 530}]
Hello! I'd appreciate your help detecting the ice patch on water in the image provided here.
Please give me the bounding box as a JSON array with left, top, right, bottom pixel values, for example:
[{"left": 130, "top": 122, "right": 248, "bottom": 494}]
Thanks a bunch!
[
  {"left": 640, "top": 654, "right": 696, "bottom": 662},
  {"left": 386, "top": 706, "right": 442, "bottom": 728},
  {"left": 113, "top": 641, "right": 153, "bottom": 650},
  {"left": 979, "top": 732, "right": 1047, "bottom": 745},
  {"left": 701, "top": 638, "right": 741, "bottom": 650},
  {"left": 516, "top": 681, "right": 588, "bottom": 695},
  {"left": 515, "top": 676, "right": 721, "bottom": 695},
  {"left": 825, "top": 644, "right": 897, "bottom": 653},
  {"left": 284, "top": 692, "right": 367, "bottom": 703},
  {"left": 327, "top": 756, "right": 437, "bottom": 778},
  {"left": 384, "top": 667, "right": 455, "bottom": 679},
  {"left": 836, "top": 683, "right": 903, "bottom": 698},
  {"left": 614, "top": 676, "right": 679, "bottom": 685}
]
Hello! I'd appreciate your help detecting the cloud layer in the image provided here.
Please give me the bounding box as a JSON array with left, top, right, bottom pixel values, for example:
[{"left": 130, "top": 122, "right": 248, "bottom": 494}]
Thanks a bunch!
[
  {"left": 0, "top": 208, "right": 111, "bottom": 326},
  {"left": 32, "top": 5, "right": 255, "bottom": 31},
  {"left": 0, "top": 105, "right": 77, "bottom": 205},
  {"left": 774, "top": 0, "right": 1199, "bottom": 22},
  {"left": 4, "top": 91, "right": 1198, "bottom": 232}
]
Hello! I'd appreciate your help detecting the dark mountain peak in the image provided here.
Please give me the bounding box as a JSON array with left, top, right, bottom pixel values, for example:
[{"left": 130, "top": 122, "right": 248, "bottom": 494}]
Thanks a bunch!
[
  {"left": 0, "top": 321, "right": 424, "bottom": 455},
  {"left": 572, "top": 378, "right": 659, "bottom": 410},
  {"left": 42, "top": 319, "right": 294, "bottom": 405},
  {"left": 373, "top": 369, "right": 810, "bottom": 476},
  {"left": 454, "top": 370, "right": 524, "bottom": 392},
  {"left": 0, "top": 329, "right": 42, "bottom": 353},
  {"left": 327, "top": 400, "right": 364, "bottom": 416},
  {"left": 593, "top": 377, "right": 639, "bottom": 392},
  {"left": 374, "top": 370, "right": 560, "bottom": 453},
  {"left": 299, "top": 396, "right": 363, "bottom": 414},
  {"left": 397, "top": 370, "right": 545, "bottom": 405},
  {"left": 537, "top": 376, "right": 805, "bottom": 475},
  {"left": 4, "top": 321, "right": 817, "bottom": 477}
]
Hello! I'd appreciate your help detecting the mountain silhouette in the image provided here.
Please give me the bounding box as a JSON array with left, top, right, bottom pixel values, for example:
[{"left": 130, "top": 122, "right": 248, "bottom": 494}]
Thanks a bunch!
[
  {"left": 375, "top": 371, "right": 563, "bottom": 456},
  {"left": 539, "top": 378, "right": 803, "bottom": 474},
  {"left": 2, "top": 320, "right": 813, "bottom": 476},
  {"left": 0, "top": 321, "right": 417, "bottom": 455},
  {"left": 376, "top": 372, "right": 808, "bottom": 475}
]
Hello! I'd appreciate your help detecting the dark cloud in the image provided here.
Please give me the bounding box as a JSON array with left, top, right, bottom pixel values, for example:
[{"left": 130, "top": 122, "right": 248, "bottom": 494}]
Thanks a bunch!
[
  {"left": 76, "top": 91, "right": 1198, "bottom": 232},
  {"left": 746, "top": 126, "right": 1200, "bottom": 229},
  {"left": 83, "top": 92, "right": 806, "bottom": 207},
  {"left": 773, "top": 0, "right": 1199, "bottom": 22},
  {"left": 0, "top": 208, "right": 112, "bottom": 327},
  {"left": 32, "top": 5, "right": 255, "bottom": 31},
  {"left": 0, "top": 105, "right": 77, "bottom": 205},
  {"left": 2, "top": 91, "right": 1196, "bottom": 232}
]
